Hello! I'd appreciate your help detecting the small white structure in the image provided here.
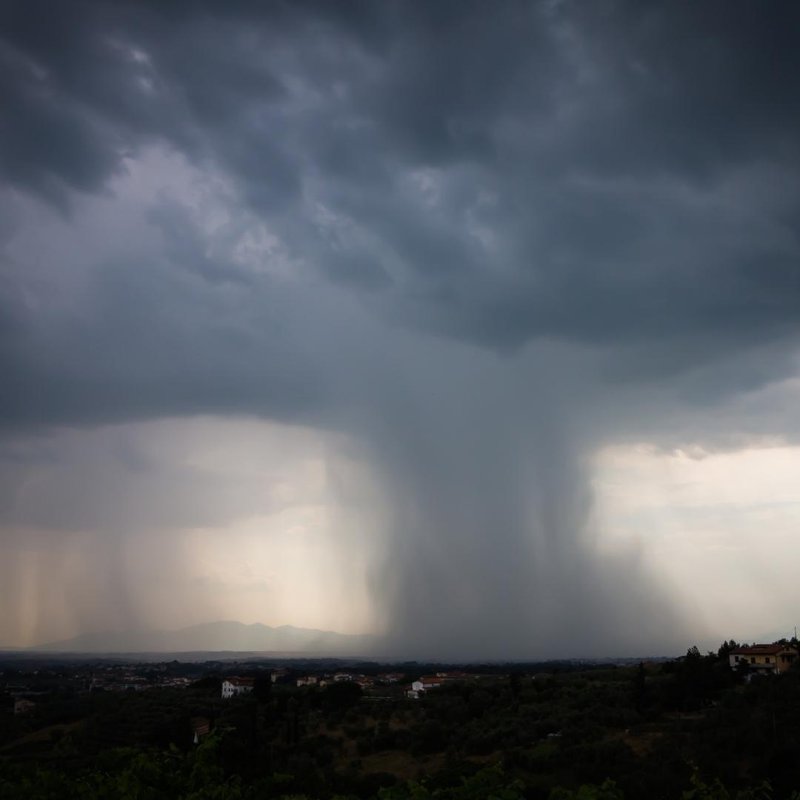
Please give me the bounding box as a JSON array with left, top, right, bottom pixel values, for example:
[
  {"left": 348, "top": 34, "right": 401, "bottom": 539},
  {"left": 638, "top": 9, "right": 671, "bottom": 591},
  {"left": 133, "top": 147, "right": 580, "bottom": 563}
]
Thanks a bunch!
[
  {"left": 221, "top": 676, "right": 255, "bottom": 699},
  {"left": 407, "top": 675, "right": 444, "bottom": 698},
  {"left": 296, "top": 676, "right": 318, "bottom": 687}
]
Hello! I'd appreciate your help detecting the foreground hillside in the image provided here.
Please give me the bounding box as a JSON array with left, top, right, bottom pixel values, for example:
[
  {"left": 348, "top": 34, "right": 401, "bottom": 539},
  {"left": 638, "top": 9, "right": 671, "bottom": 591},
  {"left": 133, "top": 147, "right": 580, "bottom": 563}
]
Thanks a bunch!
[{"left": 2, "top": 646, "right": 800, "bottom": 799}]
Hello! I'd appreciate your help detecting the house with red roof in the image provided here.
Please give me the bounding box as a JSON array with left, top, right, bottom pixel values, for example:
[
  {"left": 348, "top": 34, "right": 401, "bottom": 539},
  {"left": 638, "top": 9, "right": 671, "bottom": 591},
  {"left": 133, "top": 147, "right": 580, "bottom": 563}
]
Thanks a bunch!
[{"left": 729, "top": 644, "right": 798, "bottom": 675}]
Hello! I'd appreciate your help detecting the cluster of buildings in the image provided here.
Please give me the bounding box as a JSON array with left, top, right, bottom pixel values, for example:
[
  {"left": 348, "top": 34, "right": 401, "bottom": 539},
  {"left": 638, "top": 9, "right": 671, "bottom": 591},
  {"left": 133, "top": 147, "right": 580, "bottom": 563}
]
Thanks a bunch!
[
  {"left": 1, "top": 660, "right": 203, "bottom": 712},
  {"left": 295, "top": 671, "right": 403, "bottom": 690},
  {"left": 88, "top": 672, "right": 190, "bottom": 692},
  {"left": 220, "top": 670, "right": 481, "bottom": 701},
  {"left": 221, "top": 670, "right": 406, "bottom": 698}
]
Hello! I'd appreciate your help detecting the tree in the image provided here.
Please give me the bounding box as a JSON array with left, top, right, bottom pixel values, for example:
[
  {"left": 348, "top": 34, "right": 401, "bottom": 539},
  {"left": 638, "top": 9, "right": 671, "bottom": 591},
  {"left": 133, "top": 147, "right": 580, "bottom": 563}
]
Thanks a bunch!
[{"left": 322, "top": 681, "right": 362, "bottom": 713}]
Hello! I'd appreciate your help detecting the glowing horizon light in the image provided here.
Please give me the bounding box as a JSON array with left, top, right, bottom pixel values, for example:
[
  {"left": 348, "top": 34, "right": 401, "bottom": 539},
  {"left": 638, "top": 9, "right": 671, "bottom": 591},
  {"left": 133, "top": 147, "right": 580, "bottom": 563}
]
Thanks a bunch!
[{"left": 592, "top": 441, "right": 800, "bottom": 646}]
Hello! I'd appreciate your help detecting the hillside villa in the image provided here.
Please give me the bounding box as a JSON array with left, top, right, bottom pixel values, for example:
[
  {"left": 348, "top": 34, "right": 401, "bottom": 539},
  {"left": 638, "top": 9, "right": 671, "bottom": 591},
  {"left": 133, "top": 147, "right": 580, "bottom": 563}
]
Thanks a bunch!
[
  {"left": 221, "top": 676, "right": 255, "bottom": 699},
  {"left": 729, "top": 644, "right": 798, "bottom": 675}
]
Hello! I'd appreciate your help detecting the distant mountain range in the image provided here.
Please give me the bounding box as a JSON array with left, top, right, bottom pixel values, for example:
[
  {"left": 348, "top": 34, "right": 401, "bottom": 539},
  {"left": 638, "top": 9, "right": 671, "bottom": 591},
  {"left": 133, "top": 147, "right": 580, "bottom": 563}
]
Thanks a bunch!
[{"left": 30, "top": 621, "right": 376, "bottom": 655}]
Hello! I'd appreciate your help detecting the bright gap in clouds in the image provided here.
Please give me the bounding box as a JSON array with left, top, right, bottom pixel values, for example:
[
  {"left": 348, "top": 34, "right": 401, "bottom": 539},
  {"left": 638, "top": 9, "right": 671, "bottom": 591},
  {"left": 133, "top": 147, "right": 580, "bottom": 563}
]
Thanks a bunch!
[
  {"left": 592, "top": 442, "right": 800, "bottom": 648},
  {"left": 0, "top": 417, "right": 382, "bottom": 648}
]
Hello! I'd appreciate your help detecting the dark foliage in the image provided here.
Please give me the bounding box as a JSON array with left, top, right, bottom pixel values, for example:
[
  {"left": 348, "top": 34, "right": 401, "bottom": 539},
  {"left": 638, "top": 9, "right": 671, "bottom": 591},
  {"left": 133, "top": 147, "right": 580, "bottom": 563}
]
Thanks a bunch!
[{"left": 3, "top": 647, "right": 800, "bottom": 798}]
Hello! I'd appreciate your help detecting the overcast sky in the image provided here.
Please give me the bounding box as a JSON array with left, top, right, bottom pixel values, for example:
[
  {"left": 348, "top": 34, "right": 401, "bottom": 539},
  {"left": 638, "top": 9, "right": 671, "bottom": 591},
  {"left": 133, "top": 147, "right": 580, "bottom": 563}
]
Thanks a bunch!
[{"left": 2, "top": 0, "right": 799, "bottom": 658}]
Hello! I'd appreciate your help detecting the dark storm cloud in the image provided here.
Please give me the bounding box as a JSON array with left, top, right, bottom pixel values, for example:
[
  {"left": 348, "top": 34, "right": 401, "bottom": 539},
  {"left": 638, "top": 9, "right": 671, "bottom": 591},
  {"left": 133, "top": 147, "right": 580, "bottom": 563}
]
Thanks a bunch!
[
  {"left": 2, "top": 0, "right": 798, "bottom": 367},
  {"left": 2, "top": 0, "right": 800, "bottom": 655},
  {"left": 1, "top": 255, "right": 330, "bottom": 428}
]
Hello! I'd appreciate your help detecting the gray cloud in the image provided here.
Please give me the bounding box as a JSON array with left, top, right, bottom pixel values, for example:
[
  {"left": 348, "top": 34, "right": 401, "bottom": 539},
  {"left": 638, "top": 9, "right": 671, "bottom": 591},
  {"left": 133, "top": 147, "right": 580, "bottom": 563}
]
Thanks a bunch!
[
  {"left": 2, "top": 1, "right": 798, "bottom": 356},
  {"left": 1, "top": 0, "right": 799, "bottom": 655}
]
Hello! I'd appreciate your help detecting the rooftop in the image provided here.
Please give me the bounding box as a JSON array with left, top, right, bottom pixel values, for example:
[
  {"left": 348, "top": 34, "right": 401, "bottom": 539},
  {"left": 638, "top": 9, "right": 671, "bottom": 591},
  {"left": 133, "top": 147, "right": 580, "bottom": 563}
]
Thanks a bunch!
[
  {"left": 224, "top": 676, "right": 255, "bottom": 686},
  {"left": 731, "top": 644, "right": 793, "bottom": 656}
]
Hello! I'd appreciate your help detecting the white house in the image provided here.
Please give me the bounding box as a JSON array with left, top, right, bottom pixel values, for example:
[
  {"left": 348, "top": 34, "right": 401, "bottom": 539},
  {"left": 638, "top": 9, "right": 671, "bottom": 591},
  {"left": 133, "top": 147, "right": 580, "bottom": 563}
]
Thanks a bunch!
[
  {"left": 407, "top": 676, "right": 444, "bottom": 697},
  {"left": 221, "top": 676, "right": 255, "bottom": 699}
]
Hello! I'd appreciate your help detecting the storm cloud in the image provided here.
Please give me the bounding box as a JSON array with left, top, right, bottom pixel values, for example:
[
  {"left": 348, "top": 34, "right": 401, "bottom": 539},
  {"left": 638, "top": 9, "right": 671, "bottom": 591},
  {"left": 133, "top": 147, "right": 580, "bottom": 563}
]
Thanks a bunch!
[{"left": 1, "top": 0, "right": 799, "bottom": 656}]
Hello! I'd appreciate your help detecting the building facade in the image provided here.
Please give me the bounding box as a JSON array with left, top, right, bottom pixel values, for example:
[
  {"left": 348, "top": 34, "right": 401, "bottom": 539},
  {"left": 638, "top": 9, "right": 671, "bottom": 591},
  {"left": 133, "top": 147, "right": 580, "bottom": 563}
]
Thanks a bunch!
[
  {"left": 729, "top": 644, "right": 798, "bottom": 675},
  {"left": 221, "top": 676, "right": 255, "bottom": 699}
]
